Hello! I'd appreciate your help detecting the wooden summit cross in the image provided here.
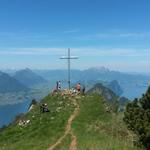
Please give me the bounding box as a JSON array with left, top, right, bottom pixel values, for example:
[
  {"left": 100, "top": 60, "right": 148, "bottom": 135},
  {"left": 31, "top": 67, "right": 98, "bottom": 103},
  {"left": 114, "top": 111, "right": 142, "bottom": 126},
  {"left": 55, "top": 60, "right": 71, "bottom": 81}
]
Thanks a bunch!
[{"left": 60, "top": 48, "right": 78, "bottom": 89}]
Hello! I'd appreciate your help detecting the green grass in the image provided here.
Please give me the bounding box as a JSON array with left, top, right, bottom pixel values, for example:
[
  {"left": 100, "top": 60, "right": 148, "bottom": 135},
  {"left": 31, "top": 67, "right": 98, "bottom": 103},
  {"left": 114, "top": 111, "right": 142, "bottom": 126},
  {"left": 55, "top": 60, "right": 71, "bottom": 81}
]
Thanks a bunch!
[
  {"left": 0, "top": 93, "right": 141, "bottom": 150},
  {"left": 0, "top": 94, "right": 74, "bottom": 150},
  {"left": 71, "top": 94, "right": 140, "bottom": 150}
]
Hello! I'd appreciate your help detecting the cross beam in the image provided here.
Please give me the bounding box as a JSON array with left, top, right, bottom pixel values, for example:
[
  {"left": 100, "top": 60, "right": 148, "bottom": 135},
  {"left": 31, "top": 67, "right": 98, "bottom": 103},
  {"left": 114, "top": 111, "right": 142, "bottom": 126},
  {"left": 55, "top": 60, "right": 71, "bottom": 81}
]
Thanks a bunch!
[{"left": 60, "top": 48, "right": 78, "bottom": 89}]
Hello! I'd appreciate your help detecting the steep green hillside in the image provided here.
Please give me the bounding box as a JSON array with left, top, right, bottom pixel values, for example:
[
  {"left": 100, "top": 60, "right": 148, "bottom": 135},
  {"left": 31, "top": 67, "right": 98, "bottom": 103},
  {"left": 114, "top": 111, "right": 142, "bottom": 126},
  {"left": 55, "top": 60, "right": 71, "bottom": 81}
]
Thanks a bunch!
[
  {"left": 0, "top": 92, "right": 140, "bottom": 150},
  {"left": 0, "top": 93, "right": 74, "bottom": 150}
]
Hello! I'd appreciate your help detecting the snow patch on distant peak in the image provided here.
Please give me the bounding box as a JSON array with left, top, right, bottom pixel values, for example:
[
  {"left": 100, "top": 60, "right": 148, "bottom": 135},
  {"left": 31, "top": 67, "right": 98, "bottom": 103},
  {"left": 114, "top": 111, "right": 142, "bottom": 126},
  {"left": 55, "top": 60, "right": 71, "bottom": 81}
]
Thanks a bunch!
[{"left": 87, "top": 66, "right": 110, "bottom": 72}]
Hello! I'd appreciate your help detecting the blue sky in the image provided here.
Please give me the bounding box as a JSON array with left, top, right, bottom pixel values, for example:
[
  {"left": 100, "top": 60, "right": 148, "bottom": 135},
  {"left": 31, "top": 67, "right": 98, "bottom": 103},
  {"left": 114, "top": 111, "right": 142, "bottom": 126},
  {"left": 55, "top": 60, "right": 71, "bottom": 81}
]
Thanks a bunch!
[{"left": 0, "top": 0, "right": 150, "bottom": 72}]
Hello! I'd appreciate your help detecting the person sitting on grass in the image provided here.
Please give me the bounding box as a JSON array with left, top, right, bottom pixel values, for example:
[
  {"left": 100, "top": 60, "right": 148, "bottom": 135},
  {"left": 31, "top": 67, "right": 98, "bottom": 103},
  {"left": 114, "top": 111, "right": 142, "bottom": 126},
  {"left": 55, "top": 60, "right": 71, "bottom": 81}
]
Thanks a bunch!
[{"left": 40, "top": 103, "right": 49, "bottom": 113}]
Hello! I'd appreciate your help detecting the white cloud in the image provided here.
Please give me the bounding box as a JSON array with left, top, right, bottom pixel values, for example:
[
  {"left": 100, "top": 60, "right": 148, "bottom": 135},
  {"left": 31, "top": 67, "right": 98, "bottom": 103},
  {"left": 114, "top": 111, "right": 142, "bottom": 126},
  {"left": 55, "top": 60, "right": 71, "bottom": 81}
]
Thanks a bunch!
[
  {"left": 0, "top": 48, "right": 67, "bottom": 56},
  {"left": 0, "top": 47, "right": 150, "bottom": 57},
  {"left": 72, "top": 47, "right": 150, "bottom": 57},
  {"left": 96, "top": 32, "right": 150, "bottom": 38},
  {"left": 0, "top": 47, "right": 150, "bottom": 72},
  {"left": 74, "top": 31, "right": 150, "bottom": 41}
]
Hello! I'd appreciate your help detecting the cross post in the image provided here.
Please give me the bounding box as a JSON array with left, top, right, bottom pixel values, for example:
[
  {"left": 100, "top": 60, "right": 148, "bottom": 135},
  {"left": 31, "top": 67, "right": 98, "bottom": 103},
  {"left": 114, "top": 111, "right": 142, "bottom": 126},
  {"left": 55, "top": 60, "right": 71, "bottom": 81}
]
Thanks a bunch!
[{"left": 60, "top": 48, "right": 78, "bottom": 89}]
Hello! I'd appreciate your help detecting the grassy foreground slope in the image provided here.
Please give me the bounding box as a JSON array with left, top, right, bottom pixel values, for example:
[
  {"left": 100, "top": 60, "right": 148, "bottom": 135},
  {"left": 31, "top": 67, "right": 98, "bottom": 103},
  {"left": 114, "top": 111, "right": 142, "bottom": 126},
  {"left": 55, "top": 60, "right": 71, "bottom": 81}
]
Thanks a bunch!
[
  {"left": 72, "top": 94, "right": 139, "bottom": 150},
  {"left": 0, "top": 94, "right": 74, "bottom": 150},
  {"left": 0, "top": 93, "right": 139, "bottom": 150}
]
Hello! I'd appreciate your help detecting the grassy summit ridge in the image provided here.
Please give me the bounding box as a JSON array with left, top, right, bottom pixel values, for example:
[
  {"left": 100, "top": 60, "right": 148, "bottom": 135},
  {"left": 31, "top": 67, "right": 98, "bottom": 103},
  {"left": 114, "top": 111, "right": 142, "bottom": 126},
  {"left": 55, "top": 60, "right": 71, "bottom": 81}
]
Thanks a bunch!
[
  {"left": 72, "top": 94, "right": 138, "bottom": 150},
  {"left": 0, "top": 92, "right": 139, "bottom": 150}
]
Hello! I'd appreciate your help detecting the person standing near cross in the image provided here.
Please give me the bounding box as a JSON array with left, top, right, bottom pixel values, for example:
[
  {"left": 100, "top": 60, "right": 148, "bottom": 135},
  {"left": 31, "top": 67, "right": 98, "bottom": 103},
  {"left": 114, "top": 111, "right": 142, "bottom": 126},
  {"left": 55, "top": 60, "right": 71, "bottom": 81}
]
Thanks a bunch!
[{"left": 58, "top": 81, "right": 61, "bottom": 90}]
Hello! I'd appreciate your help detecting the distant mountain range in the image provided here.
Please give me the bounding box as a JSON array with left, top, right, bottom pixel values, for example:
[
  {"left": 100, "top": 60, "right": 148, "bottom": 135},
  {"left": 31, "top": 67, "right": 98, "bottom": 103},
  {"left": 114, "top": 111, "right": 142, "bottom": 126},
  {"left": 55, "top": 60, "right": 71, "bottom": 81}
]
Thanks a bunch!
[
  {"left": 0, "top": 71, "right": 29, "bottom": 93},
  {"left": 0, "top": 69, "right": 47, "bottom": 93},
  {"left": 34, "top": 67, "right": 150, "bottom": 99},
  {"left": 1, "top": 67, "right": 150, "bottom": 99},
  {"left": 13, "top": 68, "right": 47, "bottom": 87}
]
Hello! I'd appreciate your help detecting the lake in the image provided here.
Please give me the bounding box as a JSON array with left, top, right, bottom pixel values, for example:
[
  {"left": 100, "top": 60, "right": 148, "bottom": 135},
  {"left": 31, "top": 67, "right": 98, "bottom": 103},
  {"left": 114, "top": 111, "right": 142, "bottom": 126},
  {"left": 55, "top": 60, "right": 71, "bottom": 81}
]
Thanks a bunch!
[{"left": 0, "top": 100, "right": 31, "bottom": 128}]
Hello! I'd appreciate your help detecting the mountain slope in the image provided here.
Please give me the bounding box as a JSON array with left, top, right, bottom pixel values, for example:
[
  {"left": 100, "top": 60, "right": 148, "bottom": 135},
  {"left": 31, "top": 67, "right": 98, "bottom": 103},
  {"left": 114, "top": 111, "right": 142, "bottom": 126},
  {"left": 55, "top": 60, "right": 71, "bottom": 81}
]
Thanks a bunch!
[
  {"left": 13, "top": 68, "right": 47, "bottom": 87},
  {"left": 0, "top": 92, "right": 138, "bottom": 150},
  {"left": 86, "top": 83, "right": 119, "bottom": 111},
  {"left": 87, "top": 83, "right": 118, "bottom": 101},
  {"left": 106, "top": 80, "right": 123, "bottom": 96},
  {"left": 0, "top": 71, "right": 29, "bottom": 93}
]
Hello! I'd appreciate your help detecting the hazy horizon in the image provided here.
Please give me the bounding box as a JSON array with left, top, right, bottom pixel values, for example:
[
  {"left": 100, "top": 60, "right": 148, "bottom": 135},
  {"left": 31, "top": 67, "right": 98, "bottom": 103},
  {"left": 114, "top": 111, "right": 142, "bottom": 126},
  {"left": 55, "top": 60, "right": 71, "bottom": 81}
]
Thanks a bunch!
[{"left": 1, "top": 66, "right": 150, "bottom": 75}]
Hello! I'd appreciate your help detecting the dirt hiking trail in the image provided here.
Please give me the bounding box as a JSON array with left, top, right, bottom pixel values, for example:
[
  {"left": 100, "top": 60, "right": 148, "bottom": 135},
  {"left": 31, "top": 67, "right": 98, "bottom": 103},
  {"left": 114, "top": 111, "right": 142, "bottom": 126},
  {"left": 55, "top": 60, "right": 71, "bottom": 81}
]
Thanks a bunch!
[{"left": 47, "top": 95, "right": 80, "bottom": 150}]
